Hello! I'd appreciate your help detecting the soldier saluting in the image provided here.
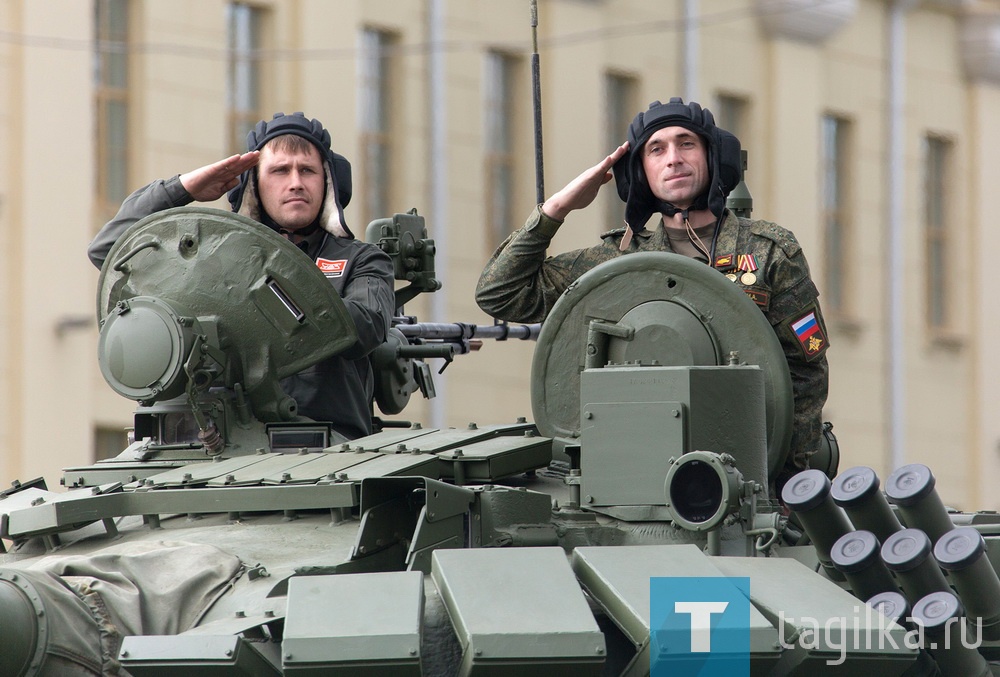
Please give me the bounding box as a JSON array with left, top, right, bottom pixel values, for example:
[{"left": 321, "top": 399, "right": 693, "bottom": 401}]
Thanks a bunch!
[
  {"left": 476, "top": 97, "right": 830, "bottom": 490},
  {"left": 89, "top": 112, "right": 394, "bottom": 443}
]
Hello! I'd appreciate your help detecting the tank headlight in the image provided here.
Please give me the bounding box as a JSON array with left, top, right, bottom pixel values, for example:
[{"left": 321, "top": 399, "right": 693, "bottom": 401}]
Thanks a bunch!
[
  {"left": 98, "top": 296, "right": 199, "bottom": 402},
  {"left": 664, "top": 451, "right": 743, "bottom": 531}
]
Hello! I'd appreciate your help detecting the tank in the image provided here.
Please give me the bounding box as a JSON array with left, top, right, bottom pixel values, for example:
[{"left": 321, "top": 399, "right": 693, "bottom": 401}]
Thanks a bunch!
[{"left": 2, "top": 205, "right": 1000, "bottom": 677}]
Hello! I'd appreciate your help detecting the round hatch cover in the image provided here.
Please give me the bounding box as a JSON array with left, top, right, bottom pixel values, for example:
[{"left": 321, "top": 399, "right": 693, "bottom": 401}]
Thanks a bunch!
[{"left": 530, "top": 251, "right": 792, "bottom": 478}]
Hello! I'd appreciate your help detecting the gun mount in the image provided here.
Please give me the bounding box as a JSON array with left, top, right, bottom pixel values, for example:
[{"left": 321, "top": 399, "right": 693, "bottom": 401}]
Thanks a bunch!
[{"left": 3, "top": 207, "right": 1000, "bottom": 676}]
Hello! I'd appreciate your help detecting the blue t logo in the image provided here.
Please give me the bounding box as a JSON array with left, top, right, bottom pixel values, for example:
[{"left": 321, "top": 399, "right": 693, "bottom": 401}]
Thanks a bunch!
[
  {"left": 674, "top": 601, "right": 730, "bottom": 652},
  {"left": 650, "top": 577, "right": 750, "bottom": 677}
]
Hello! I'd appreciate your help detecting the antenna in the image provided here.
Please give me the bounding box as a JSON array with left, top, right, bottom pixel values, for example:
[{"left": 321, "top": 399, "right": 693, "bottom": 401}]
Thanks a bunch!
[{"left": 530, "top": 0, "right": 544, "bottom": 204}]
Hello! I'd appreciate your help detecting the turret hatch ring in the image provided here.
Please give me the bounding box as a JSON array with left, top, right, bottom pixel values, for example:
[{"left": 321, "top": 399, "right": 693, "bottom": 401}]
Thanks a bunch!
[{"left": 530, "top": 251, "right": 793, "bottom": 479}]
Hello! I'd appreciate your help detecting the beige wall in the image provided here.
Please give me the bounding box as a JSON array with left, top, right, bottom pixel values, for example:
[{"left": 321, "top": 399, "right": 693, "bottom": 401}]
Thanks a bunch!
[
  {"left": 2, "top": 0, "right": 998, "bottom": 509},
  {"left": 971, "top": 82, "right": 1000, "bottom": 509}
]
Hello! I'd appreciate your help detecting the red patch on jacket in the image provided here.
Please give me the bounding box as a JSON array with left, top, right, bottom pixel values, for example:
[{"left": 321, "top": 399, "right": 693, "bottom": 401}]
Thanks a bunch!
[{"left": 317, "top": 258, "right": 347, "bottom": 278}]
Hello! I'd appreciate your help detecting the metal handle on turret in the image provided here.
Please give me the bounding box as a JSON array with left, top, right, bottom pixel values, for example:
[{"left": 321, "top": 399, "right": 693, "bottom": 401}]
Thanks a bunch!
[
  {"left": 584, "top": 320, "right": 634, "bottom": 370},
  {"left": 112, "top": 238, "right": 161, "bottom": 272}
]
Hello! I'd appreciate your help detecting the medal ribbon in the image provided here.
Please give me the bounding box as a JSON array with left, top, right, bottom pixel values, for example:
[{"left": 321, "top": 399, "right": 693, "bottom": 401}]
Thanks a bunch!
[{"left": 737, "top": 254, "right": 758, "bottom": 273}]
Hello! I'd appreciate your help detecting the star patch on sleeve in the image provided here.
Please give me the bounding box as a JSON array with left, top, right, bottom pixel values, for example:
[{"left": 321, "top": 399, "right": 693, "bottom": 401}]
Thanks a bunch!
[{"left": 789, "top": 309, "right": 828, "bottom": 360}]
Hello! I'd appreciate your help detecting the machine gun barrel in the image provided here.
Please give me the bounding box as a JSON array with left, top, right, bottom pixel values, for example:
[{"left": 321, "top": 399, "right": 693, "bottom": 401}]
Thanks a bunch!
[
  {"left": 395, "top": 321, "right": 541, "bottom": 342},
  {"left": 373, "top": 321, "right": 542, "bottom": 410},
  {"left": 396, "top": 344, "right": 462, "bottom": 360}
]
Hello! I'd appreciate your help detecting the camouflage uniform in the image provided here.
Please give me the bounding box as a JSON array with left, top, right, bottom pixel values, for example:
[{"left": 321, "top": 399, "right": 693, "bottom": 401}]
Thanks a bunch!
[{"left": 476, "top": 205, "right": 829, "bottom": 476}]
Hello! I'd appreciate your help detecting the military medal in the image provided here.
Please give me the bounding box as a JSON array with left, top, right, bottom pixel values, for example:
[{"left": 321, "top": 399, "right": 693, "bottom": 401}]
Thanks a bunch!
[
  {"left": 726, "top": 273, "right": 738, "bottom": 282},
  {"left": 737, "top": 253, "right": 759, "bottom": 286}
]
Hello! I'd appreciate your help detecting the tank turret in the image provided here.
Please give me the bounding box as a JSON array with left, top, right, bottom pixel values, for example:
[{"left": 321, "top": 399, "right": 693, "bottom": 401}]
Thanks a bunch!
[
  {"left": 3, "top": 207, "right": 1000, "bottom": 676},
  {"left": 96, "top": 207, "right": 358, "bottom": 457}
]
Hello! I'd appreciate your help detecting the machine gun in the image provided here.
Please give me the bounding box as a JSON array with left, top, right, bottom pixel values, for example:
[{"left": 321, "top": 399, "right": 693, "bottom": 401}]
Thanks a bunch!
[
  {"left": 93, "top": 205, "right": 537, "bottom": 460},
  {"left": 364, "top": 209, "right": 539, "bottom": 418}
]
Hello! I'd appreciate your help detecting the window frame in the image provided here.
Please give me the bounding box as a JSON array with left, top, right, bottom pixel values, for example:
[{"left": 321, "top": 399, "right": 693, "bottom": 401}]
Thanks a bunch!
[
  {"left": 94, "top": 0, "right": 130, "bottom": 218},
  {"left": 359, "top": 27, "right": 398, "bottom": 228},
  {"left": 923, "top": 133, "right": 954, "bottom": 335},
  {"left": 483, "top": 49, "right": 521, "bottom": 251},
  {"left": 715, "top": 92, "right": 749, "bottom": 143},
  {"left": 603, "top": 71, "right": 639, "bottom": 231},
  {"left": 226, "top": 2, "right": 265, "bottom": 156},
  {"left": 820, "top": 113, "right": 855, "bottom": 322}
]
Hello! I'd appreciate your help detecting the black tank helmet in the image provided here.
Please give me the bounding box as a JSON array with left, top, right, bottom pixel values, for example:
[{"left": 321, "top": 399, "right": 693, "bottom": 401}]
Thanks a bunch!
[
  {"left": 227, "top": 112, "right": 355, "bottom": 238},
  {"left": 612, "top": 98, "right": 742, "bottom": 235}
]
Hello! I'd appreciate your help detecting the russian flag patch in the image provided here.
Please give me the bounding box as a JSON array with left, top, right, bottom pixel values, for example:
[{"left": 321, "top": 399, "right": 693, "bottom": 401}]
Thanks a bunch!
[{"left": 790, "top": 309, "right": 828, "bottom": 359}]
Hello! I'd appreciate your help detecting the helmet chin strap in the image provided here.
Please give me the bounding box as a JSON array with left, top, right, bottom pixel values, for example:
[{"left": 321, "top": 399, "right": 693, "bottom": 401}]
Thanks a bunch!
[
  {"left": 658, "top": 192, "right": 709, "bottom": 218},
  {"left": 619, "top": 189, "right": 712, "bottom": 252},
  {"left": 674, "top": 209, "right": 711, "bottom": 261}
]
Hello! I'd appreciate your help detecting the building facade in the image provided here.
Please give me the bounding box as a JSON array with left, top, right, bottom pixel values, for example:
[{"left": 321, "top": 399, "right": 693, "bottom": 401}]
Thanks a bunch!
[{"left": 1, "top": 0, "right": 999, "bottom": 508}]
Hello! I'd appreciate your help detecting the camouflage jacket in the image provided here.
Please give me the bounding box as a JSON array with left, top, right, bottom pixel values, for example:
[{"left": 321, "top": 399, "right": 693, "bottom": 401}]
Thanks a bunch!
[{"left": 476, "top": 205, "right": 830, "bottom": 473}]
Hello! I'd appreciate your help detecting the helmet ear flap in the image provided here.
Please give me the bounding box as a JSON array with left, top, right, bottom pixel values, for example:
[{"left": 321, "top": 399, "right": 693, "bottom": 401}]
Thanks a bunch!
[
  {"left": 612, "top": 149, "right": 630, "bottom": 203},
  {"left": 714, "top": 128, "right": 742, "bottom": 194},
  {"left": 616, "top": 106, "right": 651, "bottom": 203}
]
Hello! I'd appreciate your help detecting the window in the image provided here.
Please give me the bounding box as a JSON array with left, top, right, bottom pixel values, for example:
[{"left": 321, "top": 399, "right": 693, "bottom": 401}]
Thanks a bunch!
[
  {"left": 924, "top": 135, "right": 952, "bottom": 330},
  {"left": 821, "top": 115, "right": 852, "bottom": 316},
  {"left": 227, "top": 3, "right": 263, "bottom": 155},
  {"left": 484, "top": 50, "right": 519, "bottom": 249},
  {"left": 604, "top": 72, "right": 638, "bottom": 229},
  {"left": 94, "top": 0, "right": 129, "bottom": 215},
  {"left": 94, "top": 425, "right": 128, "bottom": 461},
  {"left": 359, "top": 28, "right": 397, "bottom": 227},
  {"left": 715, "top": 93, "right": 748, "bottom": 142}
]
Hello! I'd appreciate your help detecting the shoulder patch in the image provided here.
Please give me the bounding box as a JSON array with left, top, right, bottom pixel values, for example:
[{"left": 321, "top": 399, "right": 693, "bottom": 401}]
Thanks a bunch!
[
  {"left": 746, "top": 218, "right": 803, "bottom": 258},
  {"left": 787, "top": 307, "right": 829, "bottom": 360}
]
